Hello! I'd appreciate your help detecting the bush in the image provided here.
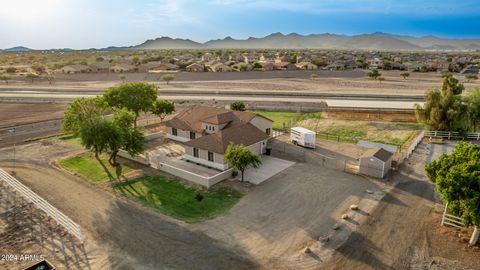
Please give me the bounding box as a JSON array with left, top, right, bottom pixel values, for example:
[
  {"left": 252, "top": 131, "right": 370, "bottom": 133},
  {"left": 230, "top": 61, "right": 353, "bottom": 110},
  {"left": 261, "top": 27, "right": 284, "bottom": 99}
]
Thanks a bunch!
[{"left": 195, "top": 192, "right": 204, "bottom": 202}]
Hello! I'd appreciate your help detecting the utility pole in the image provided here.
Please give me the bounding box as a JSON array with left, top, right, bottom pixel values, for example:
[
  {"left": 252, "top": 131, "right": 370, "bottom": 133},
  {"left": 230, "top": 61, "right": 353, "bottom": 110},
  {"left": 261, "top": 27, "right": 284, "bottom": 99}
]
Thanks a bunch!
[{"left": 8, "top": 128, "right": 15, "bottom": 176}]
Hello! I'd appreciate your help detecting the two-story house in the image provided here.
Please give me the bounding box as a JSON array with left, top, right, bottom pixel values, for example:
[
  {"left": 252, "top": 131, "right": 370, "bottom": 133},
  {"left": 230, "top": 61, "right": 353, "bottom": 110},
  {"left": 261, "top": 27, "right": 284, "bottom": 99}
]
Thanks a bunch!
[{"left": 165, "top": 106, "right": 273, "bottom": 170}]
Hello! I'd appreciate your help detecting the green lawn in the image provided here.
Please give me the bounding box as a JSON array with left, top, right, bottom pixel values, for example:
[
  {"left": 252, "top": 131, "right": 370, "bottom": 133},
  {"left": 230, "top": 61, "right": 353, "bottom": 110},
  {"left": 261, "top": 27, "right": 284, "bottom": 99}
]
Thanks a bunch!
[
  {"left": 114, "top": 176, "right": 242, "bottom": 222},
  {"left": 252, "top": 111, "right": 321, "bottom": 130},
  {"left": 59, "top": 153, "right": 135, "bottom": 183}
]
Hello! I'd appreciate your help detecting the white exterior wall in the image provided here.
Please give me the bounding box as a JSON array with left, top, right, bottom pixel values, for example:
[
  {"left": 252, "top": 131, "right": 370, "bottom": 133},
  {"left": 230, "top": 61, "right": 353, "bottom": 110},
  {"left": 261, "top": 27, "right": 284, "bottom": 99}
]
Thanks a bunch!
[
  {"left": 249, "top": 116, "right": 273, "bottom": 136},
  {"left": 184, "top": 146, "right": 229, "bottom": 171},
  {"left": 167, "top": 127, "right": 202, "bottom": 142}
]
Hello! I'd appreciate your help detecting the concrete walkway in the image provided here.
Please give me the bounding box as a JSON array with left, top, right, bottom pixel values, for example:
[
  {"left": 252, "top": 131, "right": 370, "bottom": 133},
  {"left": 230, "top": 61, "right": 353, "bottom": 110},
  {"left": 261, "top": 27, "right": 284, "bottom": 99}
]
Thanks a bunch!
[{"left": 238, "top": 155, "right": 294, "bottom": 184}]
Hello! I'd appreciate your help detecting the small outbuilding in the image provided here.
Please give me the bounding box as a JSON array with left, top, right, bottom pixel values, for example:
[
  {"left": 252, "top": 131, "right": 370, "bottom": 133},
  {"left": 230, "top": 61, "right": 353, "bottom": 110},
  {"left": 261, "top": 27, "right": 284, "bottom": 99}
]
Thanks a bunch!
[{"left": 359, "top": 148, "right": 394, "bottom": 178}]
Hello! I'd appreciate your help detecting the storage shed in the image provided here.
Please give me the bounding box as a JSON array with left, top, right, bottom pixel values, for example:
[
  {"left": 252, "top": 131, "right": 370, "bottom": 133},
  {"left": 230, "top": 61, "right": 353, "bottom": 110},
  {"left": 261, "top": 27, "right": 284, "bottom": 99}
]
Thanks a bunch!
[{"left": 359, "top": 148, "right": 394, "bottom": 178}]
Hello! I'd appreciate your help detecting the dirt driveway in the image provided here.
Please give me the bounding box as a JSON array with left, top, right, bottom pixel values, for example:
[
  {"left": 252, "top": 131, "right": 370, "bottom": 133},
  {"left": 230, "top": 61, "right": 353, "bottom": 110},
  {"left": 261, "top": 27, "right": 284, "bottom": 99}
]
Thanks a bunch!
[
  {"left": 0, "top": 141, "right": 256, "bottom": 270},
  {"left": 321, "top": 141, "right": 480, "bottom": 270},
  {"left": 195, "top": 161, "right": 383, "bottom": 269}
]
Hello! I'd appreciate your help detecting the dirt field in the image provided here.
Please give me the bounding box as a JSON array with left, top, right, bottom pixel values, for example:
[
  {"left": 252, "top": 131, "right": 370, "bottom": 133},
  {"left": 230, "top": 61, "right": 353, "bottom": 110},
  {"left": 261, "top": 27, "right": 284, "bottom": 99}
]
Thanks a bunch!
[{"left": 0, "top": 103, "right": 65, "bottom": 128}]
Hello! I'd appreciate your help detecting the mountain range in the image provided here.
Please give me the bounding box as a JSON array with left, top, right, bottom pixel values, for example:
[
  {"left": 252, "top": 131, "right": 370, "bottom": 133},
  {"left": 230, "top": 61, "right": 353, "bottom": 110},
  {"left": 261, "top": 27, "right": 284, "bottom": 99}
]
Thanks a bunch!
[{"left": 3, "top": 33, "right": 480, "bottom": 51}]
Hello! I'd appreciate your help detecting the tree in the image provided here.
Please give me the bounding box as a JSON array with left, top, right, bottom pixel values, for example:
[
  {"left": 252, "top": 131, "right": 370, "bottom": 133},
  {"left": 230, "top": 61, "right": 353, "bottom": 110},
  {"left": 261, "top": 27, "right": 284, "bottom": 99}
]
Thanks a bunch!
[
  {"left": 0, "top": 74, "right": 11, "bottom": 85},
  {"left": 79, "top": 117, "right": 118, "bottom": 159},
  {"left": 425, "top": 142, "right": 480, "bottom": 246},
  {"left": 465, "top": 87, "right": 480, "bottom": 132},
  {"left": 465, "top": 74, "right": 478, "bottom": 82},
  {"left": 442, "top": 74, "right": 464, "bottom": 95},
  {"left": 108, "top": 108, "right": 145, "bottom": 166},
  {"left": 103, "top": 82, "right": 158, "bottom": 126},
  {"left": 161, "top": 73, "right": 174, "bottom": 85},
  {"left": 224, "top": 144, "right": 261, "bottom": 182},
  {"left": 6, "top": 67, "right": 16, "bottom": 73},
  {"left": 252, "top": 62, "right": 262, "bottom": 69},
  {"left": 45, "top": 73, "right": 55, "bottom": 85},
  {"left": 25, "top": 73, "right": 39, "bottom": 83},
  {"left": 415, "top": 75, "right": 468, "bottom": 131},
  {"left": 63, "top": 96, "right": 109, "bottom": 135},
  {"left": 400, "top": 72, "right": 410, "bottom": 80},
  {"left": 151, "top": 99, "right": 175, "bottom": 121},
  {"left": 31, "top": 63, "right": 46, "bottom": 74},
  {"left": 377, "top": 76, "right": 385, "bottom": 83},
  {"left": 367, "top": 69, "right": 381, "bottom": 80},
  {"left": 230, "top": 101, "right": 246, "bottom": 111}
]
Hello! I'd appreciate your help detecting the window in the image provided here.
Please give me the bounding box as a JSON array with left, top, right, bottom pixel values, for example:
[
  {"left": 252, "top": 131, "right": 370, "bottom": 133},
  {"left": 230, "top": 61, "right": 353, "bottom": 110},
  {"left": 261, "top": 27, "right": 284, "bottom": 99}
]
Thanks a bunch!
[
  {"left": 193, "top": 148, "right": 199, "bottom": 158},
  {"left": 266, "top": 128, "right": 271, "bottom": 136},
  {"left": 212, "top": 126, "right": 215, "bottom": 131},
  {"left": 190, "top": 132, "right": 196, "bottom": 140},
  {"left": 172, "top": 128, "right": 177, "bottom": 136},
  {"left": 208, "top": 151, "right": 214, "bottom": 162}
]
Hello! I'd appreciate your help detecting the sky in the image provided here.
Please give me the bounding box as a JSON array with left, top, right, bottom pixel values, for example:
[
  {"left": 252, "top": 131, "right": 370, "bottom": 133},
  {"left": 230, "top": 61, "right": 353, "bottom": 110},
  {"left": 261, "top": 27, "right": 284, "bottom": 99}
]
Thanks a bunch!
[{"left": 1, "top": 0, "right": 480, "bottom": 49}]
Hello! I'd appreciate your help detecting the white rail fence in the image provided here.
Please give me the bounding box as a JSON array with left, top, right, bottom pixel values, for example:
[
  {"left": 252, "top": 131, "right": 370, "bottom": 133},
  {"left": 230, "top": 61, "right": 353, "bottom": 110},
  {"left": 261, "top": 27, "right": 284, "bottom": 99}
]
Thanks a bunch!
[
  {"left": 425, "top": 131, "right": 480, "bottom": 140},
  {"left": 441, "top": 203, "right": 465, "bottom": 229},
  {"left": 0, "top": 168, "right": 84, "bottom": 243}
]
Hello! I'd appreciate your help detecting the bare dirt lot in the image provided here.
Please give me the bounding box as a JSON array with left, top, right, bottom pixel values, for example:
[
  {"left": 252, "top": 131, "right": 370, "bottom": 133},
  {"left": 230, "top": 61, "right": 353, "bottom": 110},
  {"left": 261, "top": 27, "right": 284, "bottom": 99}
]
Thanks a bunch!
[
  {"left": 0, "top": 103, "right": 65, "bottom": 128},
  {"left": 321, "top": 141, "right": 480, "bottom": 270}
]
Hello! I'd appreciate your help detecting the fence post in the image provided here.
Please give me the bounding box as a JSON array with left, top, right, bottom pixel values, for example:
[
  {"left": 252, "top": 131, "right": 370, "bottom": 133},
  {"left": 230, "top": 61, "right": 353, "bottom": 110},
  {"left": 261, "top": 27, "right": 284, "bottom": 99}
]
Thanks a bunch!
[{"left": 441, "top": 202, "right": 448, "bottom": 226}]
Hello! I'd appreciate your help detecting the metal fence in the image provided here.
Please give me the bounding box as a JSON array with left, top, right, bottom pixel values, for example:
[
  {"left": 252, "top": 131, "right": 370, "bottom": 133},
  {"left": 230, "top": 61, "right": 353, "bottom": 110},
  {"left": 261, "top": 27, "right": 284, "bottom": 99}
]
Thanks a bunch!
[
  {"left": 0, "top": 168, "right": 84, "bottom": 243},
  {"left": 269, "top": 139, "right": 359, "bottom": 175}
]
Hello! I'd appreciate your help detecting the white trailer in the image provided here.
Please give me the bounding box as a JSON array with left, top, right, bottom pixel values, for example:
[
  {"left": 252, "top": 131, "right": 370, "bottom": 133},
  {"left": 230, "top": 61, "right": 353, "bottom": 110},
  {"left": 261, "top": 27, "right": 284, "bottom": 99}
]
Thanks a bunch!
[{"left": 290, "top": 127, "right": 316, "bottom": 149}]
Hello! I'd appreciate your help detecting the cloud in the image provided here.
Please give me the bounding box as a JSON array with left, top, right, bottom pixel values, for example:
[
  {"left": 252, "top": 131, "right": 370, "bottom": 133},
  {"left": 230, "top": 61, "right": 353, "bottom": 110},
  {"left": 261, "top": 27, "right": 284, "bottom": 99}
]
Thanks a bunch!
[{"left": 208, "top": 0, "right": 480, "bottom": 15}]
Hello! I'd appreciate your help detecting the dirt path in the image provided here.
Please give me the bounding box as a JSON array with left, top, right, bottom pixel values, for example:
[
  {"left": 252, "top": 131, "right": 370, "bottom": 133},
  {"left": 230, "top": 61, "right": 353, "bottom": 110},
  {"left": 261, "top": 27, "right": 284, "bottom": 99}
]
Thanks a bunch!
[
  {"left": 321, "top": 142, "right": 480, "bottom": 270},
  {"left": 0, "top": 141, "right": 256, "bottom": 270}
]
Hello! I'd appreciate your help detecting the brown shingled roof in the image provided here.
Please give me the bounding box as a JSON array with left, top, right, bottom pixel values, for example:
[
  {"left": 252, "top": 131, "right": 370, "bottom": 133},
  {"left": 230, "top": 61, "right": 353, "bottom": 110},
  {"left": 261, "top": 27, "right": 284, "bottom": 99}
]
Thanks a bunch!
[
  {"left": 184, "top": 123, "right": 269, "bottom": 154},
  {"left": 361, "top": 148, "right": 394, "bottom": 162},
  {"left": 165, "top": 105, "right": 258, "bottom": 133}
]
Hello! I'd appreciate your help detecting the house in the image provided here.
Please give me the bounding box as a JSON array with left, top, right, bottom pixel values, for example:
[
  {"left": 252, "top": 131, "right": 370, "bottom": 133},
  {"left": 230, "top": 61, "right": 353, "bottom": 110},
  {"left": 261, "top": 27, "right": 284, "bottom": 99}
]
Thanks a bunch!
[
  {"left": 209, "top": 63, "right": 232, "bottom": 72},
  {"left": 295, "top": 62, "right": 318, "bottom": 70},
  {"left": 148, "top": 63, "right": 179, "bottom": 72},
  {"left": 110, "top": 64, "right": 136, "bottom": 73},
  {"left": 274, "top": 62, "right": 297, "bottom": 71},
  {"left": 165, "top": 106, "right": 273, "bottom": 171},
  {"left": 359, "top": 148, "right": 394, "bottom": 178},
  {"left": 186, "top": 63, "right": 205, "bottom": 72},
  {"left": 60, "top": 64, "right": 90, "bottom": 74},
  {"left": 91, "top": 61, "right": 111, "bottom": 73}
]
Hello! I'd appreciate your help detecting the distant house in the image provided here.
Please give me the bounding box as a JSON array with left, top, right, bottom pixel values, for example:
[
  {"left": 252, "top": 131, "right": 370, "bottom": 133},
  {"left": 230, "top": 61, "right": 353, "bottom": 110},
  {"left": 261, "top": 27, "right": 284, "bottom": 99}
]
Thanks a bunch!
[
  {"left": 91, "top": 61, "right": 110, "bottom": 73},
  {"left": 110, "top": 64, "right": 136, "bottom": 73},
  {"left": 186, "top": 63, "right": 205, "bottom": 72},
  {"left": 165, "top": 106, "right": 273, "bottom": 171},
  {"left": 260, "top": 62, "right": 275, "bottom": 71},
  {"left": 209, "top": 63, "right": 232, "bottom": 72},
  {"left": 60, "top": 64, "right": 90, "bottom": 74},
  {"left": 148, "top": 63, "right": 179, "bottom": 72},
  {"left": 359, "top": 148, "right": 394, "bottom": 178},
  {"left": 295, "top": 62, "right": 318, "bottom": 70},
  {"left": 274, "top": 62, "right": 297, "bottom": 71}
]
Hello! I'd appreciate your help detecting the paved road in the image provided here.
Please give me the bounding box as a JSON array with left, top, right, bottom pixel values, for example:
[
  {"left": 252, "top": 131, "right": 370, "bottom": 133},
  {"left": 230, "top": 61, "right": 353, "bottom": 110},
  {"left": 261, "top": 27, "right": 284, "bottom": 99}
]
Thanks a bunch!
[
  {"left": 0, "top": 119, "right": 63, "bottom": 148},
  {"left": 0, "top": 92, "right": 420, "bottom": 110}
]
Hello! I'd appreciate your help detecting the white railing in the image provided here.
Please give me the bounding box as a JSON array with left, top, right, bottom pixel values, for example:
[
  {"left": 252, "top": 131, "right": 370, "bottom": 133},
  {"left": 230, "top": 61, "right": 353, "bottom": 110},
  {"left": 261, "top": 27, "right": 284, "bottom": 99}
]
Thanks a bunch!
[
  {"left": 0, "top": 168, "right": 84, "bottom": 243},
  {"left": 441, "top": 202, "right": 465, "bottom": 229},
  {"left": 424, "top": 131, "right": 480, "bottom": 140}
]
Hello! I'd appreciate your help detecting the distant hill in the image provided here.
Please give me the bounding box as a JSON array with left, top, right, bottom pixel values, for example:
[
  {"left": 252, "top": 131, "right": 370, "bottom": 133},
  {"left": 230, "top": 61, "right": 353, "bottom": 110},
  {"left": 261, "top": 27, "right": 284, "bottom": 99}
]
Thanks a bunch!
[
  {"left": 134, "top": 33, "right": 480, "bottom": 51},
  {"left": 1, "top": 46, "right": 33, "bottom": 52},
  {"left": 134, "top": 37, "right": 206, "bottom": 50},
  {"left": 3, "top": 33, "right": 480, "bottom": 51}
]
